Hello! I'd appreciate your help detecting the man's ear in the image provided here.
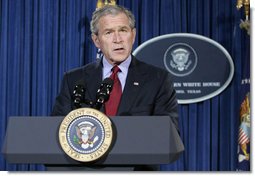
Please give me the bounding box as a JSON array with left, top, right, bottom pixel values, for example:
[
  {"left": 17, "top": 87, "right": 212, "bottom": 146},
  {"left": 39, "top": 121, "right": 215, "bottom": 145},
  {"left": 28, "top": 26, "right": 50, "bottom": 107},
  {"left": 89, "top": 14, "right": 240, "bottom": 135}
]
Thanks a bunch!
[
  {"left": 132, "top": 28, "right": 136, "bottom": 44},
  {"left": 92, "top": 34, "right": 100, "bottom": 48}
]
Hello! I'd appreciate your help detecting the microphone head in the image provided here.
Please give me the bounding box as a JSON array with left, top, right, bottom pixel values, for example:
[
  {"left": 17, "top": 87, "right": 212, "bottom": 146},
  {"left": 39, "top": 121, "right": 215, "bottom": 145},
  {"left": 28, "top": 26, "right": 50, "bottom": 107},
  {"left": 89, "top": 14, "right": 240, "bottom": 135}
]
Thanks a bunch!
[
  {"left": 101, "top": 78, "right": 114, "bottom": 92},
  {"left": 73, "top": 80, "right": 85, "bottom": 108},
  {"left": 95, "top": 77, "right": 114, "bottom": 107}
]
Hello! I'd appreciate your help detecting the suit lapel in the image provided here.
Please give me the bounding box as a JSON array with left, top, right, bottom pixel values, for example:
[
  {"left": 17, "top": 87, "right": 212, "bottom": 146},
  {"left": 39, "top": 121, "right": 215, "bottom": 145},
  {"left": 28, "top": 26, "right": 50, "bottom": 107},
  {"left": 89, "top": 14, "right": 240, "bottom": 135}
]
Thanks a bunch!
[
  {"left": 117, "top": 57, "right": 146, "bottom": 115},
  {"left": 84, "top": 57, "right": 148, "bottom": 115},
  {"left": 85, "top": 60, "right": 102, "bottom": 102}
]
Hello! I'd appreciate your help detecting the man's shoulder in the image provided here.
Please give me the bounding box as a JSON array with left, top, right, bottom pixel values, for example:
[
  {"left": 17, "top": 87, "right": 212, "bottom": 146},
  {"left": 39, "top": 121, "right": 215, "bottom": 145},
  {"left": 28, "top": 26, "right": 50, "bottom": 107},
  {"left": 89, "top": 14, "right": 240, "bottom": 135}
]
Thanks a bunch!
[
  {"left": 65, "top": 61, "right": 99, "bottom": 76},
  {"left": 135, "top": 58, "right": 168, "bottom": 75}
]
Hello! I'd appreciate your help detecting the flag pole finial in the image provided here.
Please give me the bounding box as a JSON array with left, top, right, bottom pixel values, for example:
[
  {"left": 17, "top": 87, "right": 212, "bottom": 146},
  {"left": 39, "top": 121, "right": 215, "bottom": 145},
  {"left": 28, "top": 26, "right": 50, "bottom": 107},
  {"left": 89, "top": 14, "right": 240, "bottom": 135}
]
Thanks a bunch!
[
  {"left": 96, "top": 0, "right": 117, "bottom": 10},
  {"left": 236, "top": 0, "right": 250, "bottom": 35}
]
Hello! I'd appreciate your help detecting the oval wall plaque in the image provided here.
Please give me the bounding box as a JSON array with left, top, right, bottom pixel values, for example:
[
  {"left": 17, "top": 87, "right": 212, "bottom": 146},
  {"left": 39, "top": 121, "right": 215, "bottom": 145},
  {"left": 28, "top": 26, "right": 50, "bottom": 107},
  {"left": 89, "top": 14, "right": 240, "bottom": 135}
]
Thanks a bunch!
[{"left": 133, "top": 33, "right": 234, "bottom": 104}]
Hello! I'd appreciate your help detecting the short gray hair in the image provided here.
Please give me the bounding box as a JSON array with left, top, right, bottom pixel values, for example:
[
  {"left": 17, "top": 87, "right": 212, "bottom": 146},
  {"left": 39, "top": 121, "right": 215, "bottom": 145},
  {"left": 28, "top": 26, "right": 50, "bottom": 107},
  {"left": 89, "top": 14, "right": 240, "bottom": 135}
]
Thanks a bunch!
[{"left": 90, "top": 5, "right": 135, "bottom": 35}]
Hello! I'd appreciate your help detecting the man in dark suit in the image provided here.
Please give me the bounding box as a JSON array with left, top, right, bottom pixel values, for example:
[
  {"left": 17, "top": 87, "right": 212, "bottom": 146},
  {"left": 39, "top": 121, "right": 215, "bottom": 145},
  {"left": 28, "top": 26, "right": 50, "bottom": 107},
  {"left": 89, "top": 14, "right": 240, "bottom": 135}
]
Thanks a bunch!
[{"left": 51, "top": 4, "right": 179, "bottom": 171}]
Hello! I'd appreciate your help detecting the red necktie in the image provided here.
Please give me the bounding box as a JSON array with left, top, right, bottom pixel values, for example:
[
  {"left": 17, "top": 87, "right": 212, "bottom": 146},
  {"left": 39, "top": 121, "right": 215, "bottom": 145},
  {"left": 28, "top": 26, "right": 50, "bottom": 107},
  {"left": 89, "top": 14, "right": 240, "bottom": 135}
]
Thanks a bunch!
[{"left": 105, "top": 66, "right": 122, "bottom": 116}]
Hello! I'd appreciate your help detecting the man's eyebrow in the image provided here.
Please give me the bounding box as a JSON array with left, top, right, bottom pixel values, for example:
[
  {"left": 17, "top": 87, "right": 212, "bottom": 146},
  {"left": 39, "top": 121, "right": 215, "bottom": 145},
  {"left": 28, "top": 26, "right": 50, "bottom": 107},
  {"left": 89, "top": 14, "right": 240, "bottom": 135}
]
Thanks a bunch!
[
  {"left": 119, "top": 26, "right": 130, "bottom": 30},
  {"left": 104, "top": 25, "right": 130, "bottom": 30},
  {"left": 103, "top": 28, "right": 114, "bottom": 31}
]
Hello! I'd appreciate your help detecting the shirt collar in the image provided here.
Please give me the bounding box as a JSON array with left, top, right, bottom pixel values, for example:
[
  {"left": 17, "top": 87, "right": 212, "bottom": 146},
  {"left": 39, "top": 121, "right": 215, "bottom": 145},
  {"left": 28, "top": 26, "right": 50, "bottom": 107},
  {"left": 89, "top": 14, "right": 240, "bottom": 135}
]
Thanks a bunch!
[{"left": 102, "top": 55, "right": 132, "bottom": 76}]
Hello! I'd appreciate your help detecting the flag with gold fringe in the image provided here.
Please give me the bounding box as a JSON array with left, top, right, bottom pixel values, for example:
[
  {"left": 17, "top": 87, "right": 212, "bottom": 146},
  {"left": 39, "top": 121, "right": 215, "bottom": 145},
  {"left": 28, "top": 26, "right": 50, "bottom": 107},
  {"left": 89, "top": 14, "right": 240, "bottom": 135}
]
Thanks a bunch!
[
  {"left": 236, "top": 0, "right": 250, "bottom": 171},
  {"left": 237, "top": 91, "right": 250, "bottom": 171}
]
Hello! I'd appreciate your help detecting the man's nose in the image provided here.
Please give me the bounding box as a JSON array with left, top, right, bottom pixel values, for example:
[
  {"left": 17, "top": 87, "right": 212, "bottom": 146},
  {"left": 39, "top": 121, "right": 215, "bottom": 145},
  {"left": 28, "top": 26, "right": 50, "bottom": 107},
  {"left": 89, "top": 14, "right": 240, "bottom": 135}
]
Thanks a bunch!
[{"left": 113, "top": 32, "right": 122, "bottom": 43}]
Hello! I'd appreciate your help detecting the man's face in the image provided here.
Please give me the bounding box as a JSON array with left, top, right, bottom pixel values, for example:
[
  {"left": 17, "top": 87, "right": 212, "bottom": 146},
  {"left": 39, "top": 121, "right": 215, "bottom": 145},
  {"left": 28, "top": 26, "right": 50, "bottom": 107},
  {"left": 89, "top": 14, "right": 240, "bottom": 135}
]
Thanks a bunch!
[{"left": 92, "top": 13, "right": 136, "bottom": 65}]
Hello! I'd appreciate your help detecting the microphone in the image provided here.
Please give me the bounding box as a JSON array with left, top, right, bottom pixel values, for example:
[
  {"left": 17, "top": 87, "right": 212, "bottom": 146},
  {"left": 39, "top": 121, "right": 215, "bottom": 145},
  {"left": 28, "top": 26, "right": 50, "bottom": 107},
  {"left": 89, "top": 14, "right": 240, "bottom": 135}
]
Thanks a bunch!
[
  {"left": 73, "top": 80, "right": 95, "bottom": 109},
  {"left": 93, "top": 78, "right": 114, "bottom": 110},
  {"left": 73, "top": 82, "right": 86, "bottom": 109}
]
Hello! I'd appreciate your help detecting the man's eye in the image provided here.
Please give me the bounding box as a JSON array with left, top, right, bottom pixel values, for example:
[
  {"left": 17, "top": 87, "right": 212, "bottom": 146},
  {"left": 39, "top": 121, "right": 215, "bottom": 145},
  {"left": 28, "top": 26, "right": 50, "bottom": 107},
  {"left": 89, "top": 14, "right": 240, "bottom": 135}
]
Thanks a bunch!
[
  {"left": 105, "top": 31, "right": 111, "bottom": 35},
  {"left": 120, "top": 29, "right": 127, "bottom": 32}
]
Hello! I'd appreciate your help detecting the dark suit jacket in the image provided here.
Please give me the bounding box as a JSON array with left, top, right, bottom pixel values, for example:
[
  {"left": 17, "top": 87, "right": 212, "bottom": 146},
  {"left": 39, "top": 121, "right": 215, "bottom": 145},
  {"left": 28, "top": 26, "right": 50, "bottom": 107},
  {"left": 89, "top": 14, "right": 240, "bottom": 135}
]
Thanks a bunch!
[
  {"left": 51, "top": 56, "right": 179, "bottom": 171},
  {"left": 52, "top": 56, "right": 179, "bottom": 130}
]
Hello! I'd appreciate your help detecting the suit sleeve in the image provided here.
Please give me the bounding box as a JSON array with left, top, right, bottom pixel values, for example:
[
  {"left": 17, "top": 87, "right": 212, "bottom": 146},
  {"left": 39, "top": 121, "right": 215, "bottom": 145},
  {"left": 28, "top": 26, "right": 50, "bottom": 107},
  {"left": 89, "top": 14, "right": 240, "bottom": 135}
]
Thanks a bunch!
[
  {"left": 51, "top": 73, "right": 73, "bottom": 116},
  {"left": 154, "top": 71, "right": 179, "bottom": 131}
]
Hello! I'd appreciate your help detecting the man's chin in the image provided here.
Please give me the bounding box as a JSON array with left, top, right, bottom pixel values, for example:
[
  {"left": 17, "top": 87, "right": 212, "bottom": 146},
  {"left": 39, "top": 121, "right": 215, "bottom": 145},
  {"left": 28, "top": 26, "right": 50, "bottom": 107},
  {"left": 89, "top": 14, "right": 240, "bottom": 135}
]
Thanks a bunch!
[{"left": 109, "top": 57, "right": 128, "bottom": 65}]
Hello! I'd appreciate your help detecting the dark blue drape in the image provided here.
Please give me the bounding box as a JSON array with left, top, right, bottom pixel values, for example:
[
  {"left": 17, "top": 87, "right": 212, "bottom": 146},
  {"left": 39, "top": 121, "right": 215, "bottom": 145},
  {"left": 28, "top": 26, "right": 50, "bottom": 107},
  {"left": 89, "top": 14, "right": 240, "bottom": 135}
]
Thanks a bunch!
[{"left": 0, "top": 0, "right": 250, "bottom": 171}]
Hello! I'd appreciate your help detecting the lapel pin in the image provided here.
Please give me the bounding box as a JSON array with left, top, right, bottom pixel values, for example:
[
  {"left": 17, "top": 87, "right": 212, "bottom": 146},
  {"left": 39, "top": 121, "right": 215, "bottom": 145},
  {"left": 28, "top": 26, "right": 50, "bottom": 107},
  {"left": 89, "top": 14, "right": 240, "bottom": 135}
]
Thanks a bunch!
[{"left": 133, "top": 82, "right": 139, "bottom": 86}]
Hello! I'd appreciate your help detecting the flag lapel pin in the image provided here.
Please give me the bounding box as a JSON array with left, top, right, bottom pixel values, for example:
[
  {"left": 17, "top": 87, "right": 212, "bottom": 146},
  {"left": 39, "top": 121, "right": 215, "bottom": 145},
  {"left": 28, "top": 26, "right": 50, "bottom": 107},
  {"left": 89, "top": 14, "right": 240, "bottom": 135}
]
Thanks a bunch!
[{"left": 133, "top": 82, "right": 139, "bottom": 86}]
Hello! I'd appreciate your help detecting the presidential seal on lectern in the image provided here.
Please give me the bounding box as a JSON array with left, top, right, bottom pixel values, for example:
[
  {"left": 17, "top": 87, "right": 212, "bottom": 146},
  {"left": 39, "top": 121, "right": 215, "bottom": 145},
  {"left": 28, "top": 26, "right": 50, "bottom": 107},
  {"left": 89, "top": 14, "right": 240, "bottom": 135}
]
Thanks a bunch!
[{"left": 59, "top": 108, "right": 113, "bottom": 162}]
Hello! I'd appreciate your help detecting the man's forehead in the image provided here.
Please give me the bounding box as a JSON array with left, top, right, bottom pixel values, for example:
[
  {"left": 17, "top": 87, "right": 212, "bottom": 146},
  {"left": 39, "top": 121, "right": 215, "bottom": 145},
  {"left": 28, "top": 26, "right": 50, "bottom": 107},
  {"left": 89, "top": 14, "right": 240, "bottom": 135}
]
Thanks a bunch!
[{"left": 99, "top": 13, "right": 129, "bottom": 26}]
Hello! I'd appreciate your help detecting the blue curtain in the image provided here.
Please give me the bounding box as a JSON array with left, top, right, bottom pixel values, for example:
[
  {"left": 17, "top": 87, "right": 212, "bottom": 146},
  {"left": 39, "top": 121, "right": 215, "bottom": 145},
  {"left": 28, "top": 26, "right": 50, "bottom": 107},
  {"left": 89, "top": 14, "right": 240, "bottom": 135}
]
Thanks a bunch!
[{"left": 0, "top": 0, "right": 250, "bottom": 171}]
